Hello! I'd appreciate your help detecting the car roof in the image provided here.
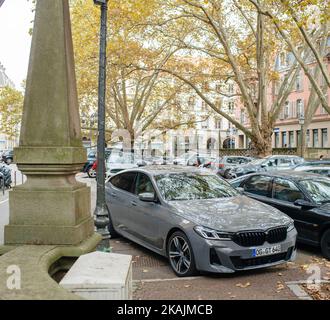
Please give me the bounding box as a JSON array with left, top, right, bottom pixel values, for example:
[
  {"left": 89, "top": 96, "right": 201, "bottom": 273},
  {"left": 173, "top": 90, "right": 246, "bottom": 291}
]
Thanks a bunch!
[
  {"left": 232, "top": 170, "right": 326, "bottom": 182},
  {"left": 295, "top": 166, "right": 330, "bottom": 170},
  {"left": 122, "top": 165, "right": 214, "bottom": 176}
]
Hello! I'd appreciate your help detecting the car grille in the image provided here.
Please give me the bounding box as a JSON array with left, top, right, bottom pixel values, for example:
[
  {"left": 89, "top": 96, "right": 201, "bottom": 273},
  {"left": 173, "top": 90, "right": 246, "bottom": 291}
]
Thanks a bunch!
[
  {"left": 231, "top": 247, "right": 294, "bottom": 270},
  {"left": 232, "top": 227, "right": 287, "bottom": 247},
  {"left": 231, "top": 252, "right": 288, "bottom": 269},
  {"left": 267, "top": 227, "right": 287, "bottom": 244}
]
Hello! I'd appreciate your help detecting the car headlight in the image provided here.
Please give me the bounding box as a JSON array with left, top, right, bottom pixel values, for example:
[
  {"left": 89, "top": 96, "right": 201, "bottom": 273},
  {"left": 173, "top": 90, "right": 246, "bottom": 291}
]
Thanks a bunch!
[
  {"left": 194, "top": 226, "right": 232, "bottom": 240},
  {"left": 286, "top": 221, "right": 295, "bottom": 232}
]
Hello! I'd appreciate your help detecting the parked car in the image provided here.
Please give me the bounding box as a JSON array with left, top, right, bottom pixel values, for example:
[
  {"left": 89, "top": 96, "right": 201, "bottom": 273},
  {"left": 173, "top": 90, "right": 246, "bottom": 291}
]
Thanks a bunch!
[
  {"left": 106, "top": 151, "right": 139, "bottom": 177},
  {"left": 293, "top": 166, "right": 330, "bottom": 177},
  {"left": 294, "top": 160, "right": 330, "bottom": 169},
  {"left": 230, "top": 171, "right": 330, "bottom": 259},
  {"left": 228, "top": 155, "right": 304, "bottom": 178},
  {"left": 82, "top": 148, "right": 112, "bottom": 178},
  {"left": 1, "top": 150, "right": 14, "bottom": 165},
  {"left": 208, "top": 156, "right": 254, "bottom": 178},
  {"left": 105, "top": 165, "right": 297, "bottom": 276}
]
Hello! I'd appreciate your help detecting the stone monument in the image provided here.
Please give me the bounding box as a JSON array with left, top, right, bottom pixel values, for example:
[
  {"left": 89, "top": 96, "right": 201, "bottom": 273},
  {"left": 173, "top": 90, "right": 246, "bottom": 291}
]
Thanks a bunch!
[{"left": 4, "top": 0, "right": 95, "bottom": 245}]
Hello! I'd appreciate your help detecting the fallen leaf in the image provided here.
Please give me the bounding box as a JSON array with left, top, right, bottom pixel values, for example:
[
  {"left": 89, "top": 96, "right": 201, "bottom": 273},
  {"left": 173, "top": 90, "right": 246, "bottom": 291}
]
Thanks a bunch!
[
  {"left": 278, "top": 273, "right": 283, "bottom": 276},
  {"left": 143, "top": 269, "right": 149, "bottom": 273},
  {"left": 230, "top": 295, "right": 237, "bottom": 299},
  {"left": 236, "top": 282, "right": 250, "bottom": 288},
  {"left": 184, "top": 285, "right": 191, "bottom": 288}
]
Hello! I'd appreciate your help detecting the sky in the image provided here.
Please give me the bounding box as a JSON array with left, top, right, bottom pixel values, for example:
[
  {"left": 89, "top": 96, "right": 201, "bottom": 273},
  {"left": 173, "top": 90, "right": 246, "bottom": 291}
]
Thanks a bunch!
[{"left": 0, "top": 0, "right": 34, "bottom": 90}]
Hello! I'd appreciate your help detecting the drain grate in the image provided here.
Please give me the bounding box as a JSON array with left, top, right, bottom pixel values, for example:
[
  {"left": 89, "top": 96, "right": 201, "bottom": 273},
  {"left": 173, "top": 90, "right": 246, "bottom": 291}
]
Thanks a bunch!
[{"left": 133, "top": 255, "right": 167, "bottom": 268}]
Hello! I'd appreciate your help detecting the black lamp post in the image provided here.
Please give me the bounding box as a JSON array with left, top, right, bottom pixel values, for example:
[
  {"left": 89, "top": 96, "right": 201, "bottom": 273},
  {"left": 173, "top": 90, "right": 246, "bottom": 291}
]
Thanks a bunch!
[
  {"left": 93, "top": 0, "right": 110, "bottom": 251},
  {"left": 299, "top": 114, "right": 305, "bottom": 158}
]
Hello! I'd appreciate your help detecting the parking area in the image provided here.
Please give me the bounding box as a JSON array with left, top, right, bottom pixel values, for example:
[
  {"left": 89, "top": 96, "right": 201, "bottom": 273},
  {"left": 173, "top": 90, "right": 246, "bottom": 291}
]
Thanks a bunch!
[
  {"left": 1, "top": 172, "right": 329, "bottom": 299},
  {"left": 110, "top": 236, "right": 328, "bottom": 300}
]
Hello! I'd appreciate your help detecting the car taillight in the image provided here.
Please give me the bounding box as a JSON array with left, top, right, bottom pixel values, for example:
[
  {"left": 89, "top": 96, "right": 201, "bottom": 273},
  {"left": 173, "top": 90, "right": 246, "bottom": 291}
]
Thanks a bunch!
[{"left": 218, "top": 164, "right": 225, "bottom": 168}]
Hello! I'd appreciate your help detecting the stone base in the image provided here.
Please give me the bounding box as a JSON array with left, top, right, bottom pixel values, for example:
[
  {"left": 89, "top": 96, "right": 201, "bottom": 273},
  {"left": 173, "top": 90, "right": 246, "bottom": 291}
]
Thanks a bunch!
[
  {"left": 0, "top": 233, "right": 102, "bottom": 300},
  {"left": 4, "top": 217, "right": 94, "bottom": 246}
]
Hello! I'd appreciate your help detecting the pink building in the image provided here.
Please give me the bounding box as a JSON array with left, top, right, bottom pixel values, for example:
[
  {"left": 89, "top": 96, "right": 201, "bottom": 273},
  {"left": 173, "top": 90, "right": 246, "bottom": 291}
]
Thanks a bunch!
[{"left": 235, "top": 45, "right": 330, "bottom": 152}]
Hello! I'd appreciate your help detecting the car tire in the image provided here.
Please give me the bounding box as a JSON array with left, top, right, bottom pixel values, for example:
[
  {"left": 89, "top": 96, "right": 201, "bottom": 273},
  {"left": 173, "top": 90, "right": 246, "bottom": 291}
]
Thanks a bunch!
[
  {"left": 167, "top": 231, "right": 198, "bottom": 277},
  {"left": 321, "top": 229, "right": 330, "bottom": 260},
  {"left": 87, "top": 166, "right": 96, "bottom": 178}
]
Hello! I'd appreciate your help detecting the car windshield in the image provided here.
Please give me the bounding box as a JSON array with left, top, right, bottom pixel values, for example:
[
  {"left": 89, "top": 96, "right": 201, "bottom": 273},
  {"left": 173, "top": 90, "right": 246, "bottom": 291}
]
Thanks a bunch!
[
  {"left": 300, "top": 179, "right": 330, "bottom": 204},
  {"left": 107, "top": 152, "right": 135, "bottom": 164},
  {"left": 155, "top": 173, "right": 238, "bottom": 201}
]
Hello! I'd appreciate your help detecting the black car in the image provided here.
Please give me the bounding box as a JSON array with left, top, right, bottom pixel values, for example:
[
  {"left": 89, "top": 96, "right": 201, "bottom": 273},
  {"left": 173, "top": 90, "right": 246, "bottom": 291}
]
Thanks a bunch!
[
  {"left": 230, "top": 171, "right": 330, "bottom": 259},
  {"left": 1, "top": 150, "right": 14, "bottom": 165}
]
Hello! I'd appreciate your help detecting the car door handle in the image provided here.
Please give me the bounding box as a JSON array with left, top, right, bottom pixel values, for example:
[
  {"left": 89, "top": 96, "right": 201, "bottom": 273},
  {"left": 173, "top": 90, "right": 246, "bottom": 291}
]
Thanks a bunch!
[
  {"left": 111, "top": 192, "right": 117, "bottom": 198},
  {"left": 131, "top": 201, "right": 137, "bottom": 206}
]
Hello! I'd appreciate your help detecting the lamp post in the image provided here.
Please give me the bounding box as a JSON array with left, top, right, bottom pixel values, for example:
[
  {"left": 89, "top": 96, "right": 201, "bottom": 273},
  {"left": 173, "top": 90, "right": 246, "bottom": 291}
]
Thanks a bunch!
[
  {"left": 93, "top": 0, "right": 110, "bottom": 251},
  {"left": 299, "top": 114, "right": 305, "bottom": 158}
]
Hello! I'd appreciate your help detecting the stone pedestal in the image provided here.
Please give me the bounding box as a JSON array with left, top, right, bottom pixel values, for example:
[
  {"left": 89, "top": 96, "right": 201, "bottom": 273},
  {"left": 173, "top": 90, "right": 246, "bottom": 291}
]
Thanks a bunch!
[{"left": 4, "top": 0, "right": 94, "bottom": 245}]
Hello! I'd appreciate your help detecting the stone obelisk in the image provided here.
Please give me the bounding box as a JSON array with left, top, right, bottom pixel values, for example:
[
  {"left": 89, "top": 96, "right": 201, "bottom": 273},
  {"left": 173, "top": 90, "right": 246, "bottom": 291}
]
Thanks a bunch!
[{"left": 4, "top": 0, "right": 95, "bottom": 245}]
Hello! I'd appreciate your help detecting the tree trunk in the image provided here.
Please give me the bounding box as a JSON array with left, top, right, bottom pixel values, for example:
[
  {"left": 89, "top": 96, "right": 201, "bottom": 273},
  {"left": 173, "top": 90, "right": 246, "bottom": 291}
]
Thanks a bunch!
[{"left": 249, "top": 127, "right": 273, "bottom": 157}]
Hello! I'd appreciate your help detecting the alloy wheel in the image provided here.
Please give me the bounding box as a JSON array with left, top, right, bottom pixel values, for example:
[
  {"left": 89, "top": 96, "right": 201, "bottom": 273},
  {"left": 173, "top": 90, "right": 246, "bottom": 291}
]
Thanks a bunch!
[
  {"left": 169, "top": 236, "right": 191, "bottom": 275},
  {"left": 88, "top": 167, "right": 96, "bottom": 178}
]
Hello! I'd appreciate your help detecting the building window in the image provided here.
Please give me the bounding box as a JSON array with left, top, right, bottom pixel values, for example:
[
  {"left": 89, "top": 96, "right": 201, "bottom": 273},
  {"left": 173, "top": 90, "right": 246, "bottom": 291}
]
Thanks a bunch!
[
  {"left": 284, "top": 101, "right": 290, "bottom": 119},
  {"left": 228, "top": 84, "right": 234, "bottom": 94},
  {"left": 279, "top": 52, "right": 286, "bottom": 67},
  {"left": 296, "top": 130, "right": 301, "bottom": 148},
  {"left": 215, "top": 119, "right": 222, "bottom": 129},
  {"left": 282, "top": 132, "right": 287, "bottom": 147},
  {"left": 313, "top": 129, "right": 319, "bottom": 147},
  {"left": 296, "top": 72, "right": 303, "bottom": 91},
  {"left": 322, "top": 129, "right": 328, "bottom": 148},
  {"left": 289, "top": 131, "right": 294, "bottom": 147},
  {"left": 228, "top": 101, "right": 234, "bottom": 113},
  {"left": 240, "top": 110, "right": 246, "bottom": 124},
  {"left": 306, "top": 129, "right": 310, "bottom": 147},
  {"left": 296, "top": 99, "right": 304, "bottom": 117},
  {"left": 275, "top": 132, "right": 280, "bottom": 148}
]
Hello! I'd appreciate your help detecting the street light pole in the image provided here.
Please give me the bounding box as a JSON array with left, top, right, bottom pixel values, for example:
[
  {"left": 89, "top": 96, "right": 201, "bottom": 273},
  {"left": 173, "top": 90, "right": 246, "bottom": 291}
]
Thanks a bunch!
[
  {"left": 94, "top": 0, "right": 110, "bottom": 251},
  {"left": 299, "top": 114, "right": 305, "bottom": 158}
]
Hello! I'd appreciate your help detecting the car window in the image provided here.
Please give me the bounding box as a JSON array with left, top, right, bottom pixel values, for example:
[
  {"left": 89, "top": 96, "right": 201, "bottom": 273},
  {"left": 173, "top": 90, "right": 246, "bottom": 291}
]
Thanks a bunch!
[
  {"left": 278, "top": 158, "right": 293, "bottom": 167},
  {"left": 243, "top": 175, "right": 272, "bottom": 197},
  {"left": 110, "top": 172, "right": 137, "bottom": 193},
  {"left": 300, "top": 179, "right": 330, "bottom": 204},
  {"left": 155, "top": 173, "right": 238, "bottom": 201},
  {"left": 136, "top": 173, "right": 155, "bottom": 195},
  {"left": 273, "top": 178, "right": 304, "bottom": 203},
  {"left": 230, "top": 176, "right": 247, "bottom": 188}
]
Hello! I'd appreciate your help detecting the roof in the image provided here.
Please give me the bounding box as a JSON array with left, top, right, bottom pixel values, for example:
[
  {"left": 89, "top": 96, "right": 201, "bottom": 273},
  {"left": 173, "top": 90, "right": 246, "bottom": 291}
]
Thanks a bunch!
[
  {"left": 133, "top": 165, "right": 213, "bottom": 175},
  {"left": 241, "top": 170, "right": 327, "bottom": 181}
]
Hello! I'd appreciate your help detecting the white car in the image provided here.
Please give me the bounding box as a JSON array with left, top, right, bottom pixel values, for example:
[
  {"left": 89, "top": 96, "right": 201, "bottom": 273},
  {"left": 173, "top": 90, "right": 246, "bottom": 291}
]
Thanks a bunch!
[{"left": 106, "top": 151, "right": 139, "bottom": 177}]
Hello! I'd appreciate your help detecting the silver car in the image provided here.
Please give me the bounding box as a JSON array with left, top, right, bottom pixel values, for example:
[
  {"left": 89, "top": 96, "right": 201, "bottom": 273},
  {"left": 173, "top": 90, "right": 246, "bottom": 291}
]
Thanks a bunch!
[{"left": 105, "top": 166, "right": 297, "bottom": 277}]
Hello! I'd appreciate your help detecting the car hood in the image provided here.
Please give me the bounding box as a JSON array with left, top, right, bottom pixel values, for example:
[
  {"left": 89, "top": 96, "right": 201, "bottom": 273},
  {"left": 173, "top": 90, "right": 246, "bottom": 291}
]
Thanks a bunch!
[{"left": 169, "top": 195, "right": 291, "bottom": 232}]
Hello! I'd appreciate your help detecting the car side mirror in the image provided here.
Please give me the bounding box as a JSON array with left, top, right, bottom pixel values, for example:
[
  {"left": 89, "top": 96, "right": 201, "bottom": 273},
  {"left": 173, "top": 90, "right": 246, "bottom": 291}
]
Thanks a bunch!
[
  {"left": 139, "top": 192, "right": 156, "bottom": 202},
  {"left": 236, "top": 187, "right": 244, "bottom": 194},
  {"left": 294, "top": 199, "right": 317, "bottom": 209}
]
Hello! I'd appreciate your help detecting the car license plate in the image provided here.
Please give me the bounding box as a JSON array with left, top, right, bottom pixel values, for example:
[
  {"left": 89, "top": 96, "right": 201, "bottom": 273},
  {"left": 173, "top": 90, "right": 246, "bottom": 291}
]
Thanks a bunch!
[{"left": 252, "top": 245, "right": 281, "bottom": 257}]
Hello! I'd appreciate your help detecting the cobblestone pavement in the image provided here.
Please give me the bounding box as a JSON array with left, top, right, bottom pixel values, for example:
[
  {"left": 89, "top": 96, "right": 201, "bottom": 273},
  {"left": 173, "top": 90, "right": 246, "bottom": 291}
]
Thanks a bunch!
[{"left": 110, "top": 236, "right": 327, "bottom": 300}]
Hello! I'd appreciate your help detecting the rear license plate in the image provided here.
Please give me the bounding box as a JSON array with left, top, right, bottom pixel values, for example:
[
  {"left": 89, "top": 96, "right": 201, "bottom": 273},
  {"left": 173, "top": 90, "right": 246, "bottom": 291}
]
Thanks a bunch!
[{"left": 252, "top": 245, "right": 281, "bottom": 257}]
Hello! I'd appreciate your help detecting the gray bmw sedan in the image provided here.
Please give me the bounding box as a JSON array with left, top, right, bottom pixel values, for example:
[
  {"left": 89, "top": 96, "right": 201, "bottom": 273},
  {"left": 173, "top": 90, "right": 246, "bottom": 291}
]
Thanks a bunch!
[{"left": 105, "top": 166, "right": 297, "bottom": 277}]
